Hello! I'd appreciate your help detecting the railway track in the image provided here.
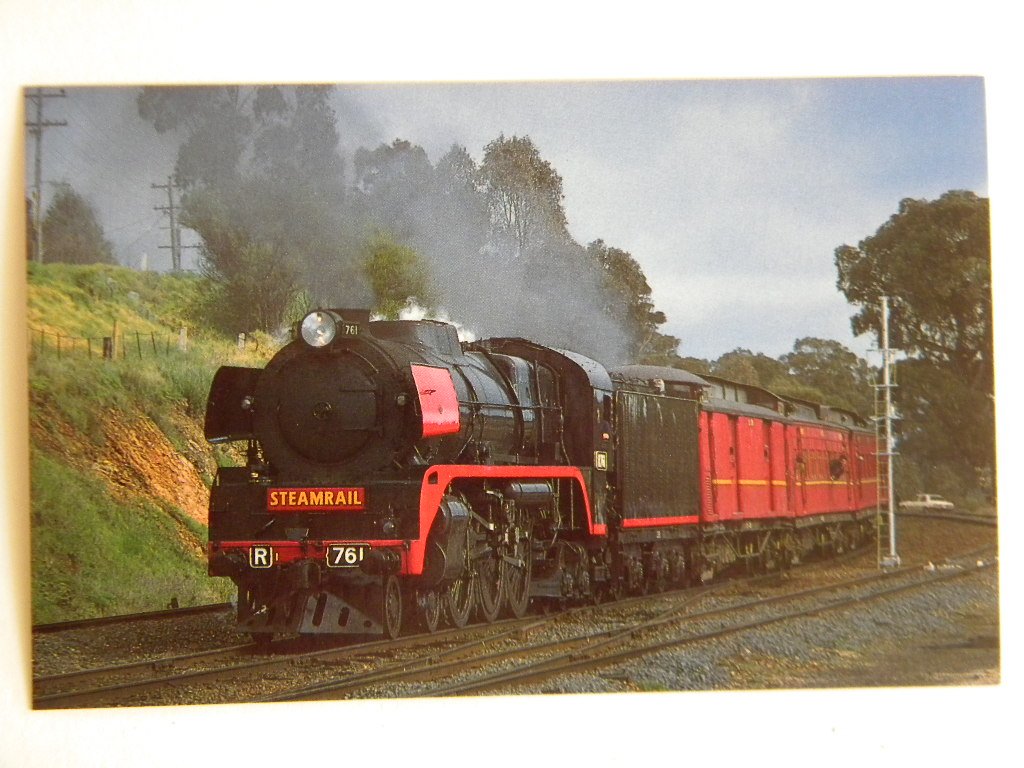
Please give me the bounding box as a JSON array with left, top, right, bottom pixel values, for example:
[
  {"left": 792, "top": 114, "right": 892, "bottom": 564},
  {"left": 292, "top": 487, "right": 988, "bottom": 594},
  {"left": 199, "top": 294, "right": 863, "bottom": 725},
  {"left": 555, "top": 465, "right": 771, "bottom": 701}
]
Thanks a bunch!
[
  {"left": 263, "top": 546, "right": 996, "bottom": 701},
  {"left": 896, "top": 509, "right": 998, "bottom": 526},
  {"left": 32, "top": 517, "right": 997, "bottom": 707},
  {"left": 33, "top": 642, "right": 256, "bottom": 708},
  {"left": 30, "top": 559, "right": 828, "bottom": 708},
  {"left": 33, "top": 608, "right": 566, "bottom": 708},
  {"left": 431, "top": 548, "right": 997, "bottom": 697},
  {"left": 32, "top": 602, "right": 233, "bottom": 635}
]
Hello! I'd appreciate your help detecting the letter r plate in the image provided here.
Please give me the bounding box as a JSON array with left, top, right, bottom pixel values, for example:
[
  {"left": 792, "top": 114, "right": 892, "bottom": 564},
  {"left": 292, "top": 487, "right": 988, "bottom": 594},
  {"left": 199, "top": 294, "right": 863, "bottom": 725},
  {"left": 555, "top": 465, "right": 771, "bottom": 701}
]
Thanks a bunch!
[{"left": 249, "top": 545, "right": 275, "bottom": 568}]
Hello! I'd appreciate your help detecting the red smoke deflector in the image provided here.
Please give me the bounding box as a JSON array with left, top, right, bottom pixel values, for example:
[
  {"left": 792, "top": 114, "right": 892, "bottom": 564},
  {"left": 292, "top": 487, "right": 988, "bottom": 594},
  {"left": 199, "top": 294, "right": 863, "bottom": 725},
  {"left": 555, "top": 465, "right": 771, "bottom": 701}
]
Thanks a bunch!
[{"left": 410, "top": 364, "right": 460, "bottom": 438}]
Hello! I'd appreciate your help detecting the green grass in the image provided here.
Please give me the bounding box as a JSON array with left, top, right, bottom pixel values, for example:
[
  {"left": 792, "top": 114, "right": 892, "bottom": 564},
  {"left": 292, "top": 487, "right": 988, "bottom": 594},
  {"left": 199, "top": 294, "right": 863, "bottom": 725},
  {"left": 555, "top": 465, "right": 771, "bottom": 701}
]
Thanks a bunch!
[
  {"left": 27, "top": 261, "right": 207, "bottom": 337},
  {"left": 29, "top": 262, "right": 276, "bottom": 458},
  {"left": 29, "top": 346, "right": 227, "bottom": 454},
  {"left": 30, "top": 449, "right": 234, "bottom": 624},
  {"left": 27, "top": 263, "right": 278, "bottom": 621}
]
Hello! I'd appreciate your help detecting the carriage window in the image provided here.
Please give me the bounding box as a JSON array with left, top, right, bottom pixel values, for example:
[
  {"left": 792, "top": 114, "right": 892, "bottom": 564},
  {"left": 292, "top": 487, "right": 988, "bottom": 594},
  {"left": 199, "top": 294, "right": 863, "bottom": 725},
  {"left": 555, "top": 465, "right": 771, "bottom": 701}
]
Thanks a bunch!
[{"left": 829, "top": 455, "right": 848, "bottom": 480}]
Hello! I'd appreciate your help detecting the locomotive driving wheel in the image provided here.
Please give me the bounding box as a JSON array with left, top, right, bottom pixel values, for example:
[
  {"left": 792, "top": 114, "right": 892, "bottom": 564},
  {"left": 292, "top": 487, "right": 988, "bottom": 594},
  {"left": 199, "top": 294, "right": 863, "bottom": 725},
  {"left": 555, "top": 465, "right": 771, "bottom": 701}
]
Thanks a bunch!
[
  {"left": 445, "top": 574, "right": 473, "bottom": 628},
  {"left": 413, "top": 588, "right": 441, "bottom": 633},
  {"left": 475, "top": 553, "right": 505, "bottom": 622},
  {"left": 504, "top": 523, "right": 532, "bottom": 618},
  {"left": 469, "top": 502, "right": 505, "bottom": 623}
]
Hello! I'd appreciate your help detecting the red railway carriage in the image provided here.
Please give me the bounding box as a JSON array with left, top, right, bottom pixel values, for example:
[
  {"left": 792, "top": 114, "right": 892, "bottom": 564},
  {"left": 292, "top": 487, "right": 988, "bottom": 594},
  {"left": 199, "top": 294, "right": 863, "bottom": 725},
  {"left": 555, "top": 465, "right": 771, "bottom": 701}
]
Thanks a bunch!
[
  {"left": 205, "top": 314, "right": 878, "bottom": 640},
  {"left": 694, "top": 374, "right": 878, "bottom": 525},
  {"left": 609, "top": 365, "right": 877, "bottom": 578}
]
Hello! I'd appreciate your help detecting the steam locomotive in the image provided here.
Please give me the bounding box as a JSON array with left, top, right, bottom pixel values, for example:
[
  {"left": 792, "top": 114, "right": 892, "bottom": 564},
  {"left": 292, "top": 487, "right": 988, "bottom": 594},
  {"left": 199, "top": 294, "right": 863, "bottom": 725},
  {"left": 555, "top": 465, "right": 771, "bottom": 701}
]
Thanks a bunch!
[{"left": 205, "top": 309, "right": 878, "bottom": 639}]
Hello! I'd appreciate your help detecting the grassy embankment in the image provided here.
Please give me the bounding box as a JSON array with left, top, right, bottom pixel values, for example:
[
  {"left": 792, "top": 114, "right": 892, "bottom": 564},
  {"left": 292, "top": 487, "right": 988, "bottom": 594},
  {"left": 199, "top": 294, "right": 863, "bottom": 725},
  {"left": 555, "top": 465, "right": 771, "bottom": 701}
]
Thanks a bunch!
[{"left": 27, "top": 263, "right": 277, "bottom": 623}]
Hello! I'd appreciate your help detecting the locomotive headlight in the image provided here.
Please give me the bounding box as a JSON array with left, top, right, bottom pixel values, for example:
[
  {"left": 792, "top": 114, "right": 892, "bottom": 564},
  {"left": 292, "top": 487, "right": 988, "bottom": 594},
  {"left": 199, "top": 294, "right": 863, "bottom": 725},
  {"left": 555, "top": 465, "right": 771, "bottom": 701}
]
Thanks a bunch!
[{"left": 300, "top": 311, "right": 338, "bottom": 348}]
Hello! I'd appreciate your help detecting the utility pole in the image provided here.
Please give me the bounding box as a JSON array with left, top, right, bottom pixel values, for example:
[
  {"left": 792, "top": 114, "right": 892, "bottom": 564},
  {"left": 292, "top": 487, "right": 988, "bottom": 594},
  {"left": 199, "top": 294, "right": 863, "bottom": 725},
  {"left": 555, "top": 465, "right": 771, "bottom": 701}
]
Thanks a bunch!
[
  {"left": 876, "top": 296, "right": 900, "bottom": 568},
  {"left": 25, "top": 88, "right": 67, "bottom": 263},
  {"left": 152, "top": 176, "right": 197, "bottom": 271}
]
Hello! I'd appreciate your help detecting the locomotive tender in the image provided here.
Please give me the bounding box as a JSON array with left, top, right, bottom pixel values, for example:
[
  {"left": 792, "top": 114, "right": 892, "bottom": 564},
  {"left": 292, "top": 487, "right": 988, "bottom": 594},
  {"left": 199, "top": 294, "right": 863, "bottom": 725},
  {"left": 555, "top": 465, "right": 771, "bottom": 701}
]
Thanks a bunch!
[{"left": 205, "top": 309, "right": 878, "bottom": 639}]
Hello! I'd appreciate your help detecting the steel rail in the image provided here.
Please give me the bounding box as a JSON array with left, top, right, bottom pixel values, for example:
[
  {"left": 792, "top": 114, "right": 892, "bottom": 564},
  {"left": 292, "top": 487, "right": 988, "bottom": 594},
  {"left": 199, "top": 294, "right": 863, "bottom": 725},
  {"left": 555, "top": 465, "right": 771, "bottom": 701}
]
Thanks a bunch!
[
  {"left": 31, "top": 609, "right": 557, "bottom": 709},
  {"left": 32, "top": 602, "right": 233, "bottom": 635},
  {"left": 30, "top": 538, "right": 959, "bottom": 707},
  {"left": 427, "top": 551, "right": 997, "bottom": 696},
  {"left": 896, "top": 509, "right": 998, "bottom": 527},
  {"left": 255, "top": 551, "right": 878, "bottom": 702},
  {"left": 33, "top": 642, "right": 254, "bottom": 703},
  {"left": 265, "top": 545, "right": 993, "bottom": 701}
]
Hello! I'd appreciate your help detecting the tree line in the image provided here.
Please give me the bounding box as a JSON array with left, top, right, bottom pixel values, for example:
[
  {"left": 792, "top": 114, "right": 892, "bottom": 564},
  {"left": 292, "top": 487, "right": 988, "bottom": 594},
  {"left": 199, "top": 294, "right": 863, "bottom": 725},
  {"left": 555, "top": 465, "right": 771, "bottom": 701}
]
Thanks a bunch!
[
  {"left": 835, "top": 190, "right": 993, "bottom": 501},
  {"left": 127, "top": 86, "right": 673, "bottom": 367},
  {"left": 28, "top": 85, "right": 993, "bottom": 500}
]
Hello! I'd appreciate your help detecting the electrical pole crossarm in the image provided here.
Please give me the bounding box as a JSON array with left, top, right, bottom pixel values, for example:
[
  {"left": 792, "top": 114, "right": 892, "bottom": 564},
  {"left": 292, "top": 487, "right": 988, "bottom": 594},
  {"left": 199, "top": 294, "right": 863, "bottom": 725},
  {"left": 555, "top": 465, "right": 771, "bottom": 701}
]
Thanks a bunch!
[
  {"left": 151, "top": 176, "right": 197, "bottom": 271},
  {"left": 25, "top": 88, "right": 67, "bottom": 263}
]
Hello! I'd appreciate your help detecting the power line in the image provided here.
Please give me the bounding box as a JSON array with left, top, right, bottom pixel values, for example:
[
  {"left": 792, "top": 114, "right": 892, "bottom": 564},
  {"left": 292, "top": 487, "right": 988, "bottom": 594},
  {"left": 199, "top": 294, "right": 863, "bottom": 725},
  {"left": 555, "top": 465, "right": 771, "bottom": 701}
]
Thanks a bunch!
[{"left": 25, "top": 88, "right": 68, "bottom": 263}]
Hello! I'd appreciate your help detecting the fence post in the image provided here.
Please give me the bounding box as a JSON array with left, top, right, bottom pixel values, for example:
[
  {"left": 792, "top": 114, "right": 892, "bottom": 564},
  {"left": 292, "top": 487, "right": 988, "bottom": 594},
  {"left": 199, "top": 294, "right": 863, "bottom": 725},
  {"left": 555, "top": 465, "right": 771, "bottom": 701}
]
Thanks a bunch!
[
  {"left": 178, "top": 327, "right": 188, "bottom": 353},
  {"left": 103, "top": 337, "right": 113, "bottom": 360}
]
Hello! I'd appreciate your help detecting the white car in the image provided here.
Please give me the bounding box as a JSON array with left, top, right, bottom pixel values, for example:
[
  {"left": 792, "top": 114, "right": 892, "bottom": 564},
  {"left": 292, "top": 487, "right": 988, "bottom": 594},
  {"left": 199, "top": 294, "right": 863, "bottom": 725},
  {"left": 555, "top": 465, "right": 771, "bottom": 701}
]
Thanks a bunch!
[{"left": 899, "top": 493, "right": 955, "bottom": 511}]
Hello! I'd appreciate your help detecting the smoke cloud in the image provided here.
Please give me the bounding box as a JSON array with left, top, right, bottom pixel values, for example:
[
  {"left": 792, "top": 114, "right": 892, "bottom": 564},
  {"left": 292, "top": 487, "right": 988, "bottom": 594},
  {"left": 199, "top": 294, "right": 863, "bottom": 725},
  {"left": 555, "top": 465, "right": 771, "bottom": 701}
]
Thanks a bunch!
[{"left": 35, "top": 85, "right": 635, "bottom": 365}]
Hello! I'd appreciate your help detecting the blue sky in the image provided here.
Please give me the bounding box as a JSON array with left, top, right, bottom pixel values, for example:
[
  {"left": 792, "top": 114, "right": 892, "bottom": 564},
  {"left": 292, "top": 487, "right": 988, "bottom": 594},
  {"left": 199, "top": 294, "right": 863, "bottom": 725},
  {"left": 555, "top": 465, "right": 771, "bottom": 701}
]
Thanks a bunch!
[
  {"left": 340, "top": 79, "right": 988, "bottom": 360},
  {"left": 26, "top": 77, "right": 989, "bottom": 361}
]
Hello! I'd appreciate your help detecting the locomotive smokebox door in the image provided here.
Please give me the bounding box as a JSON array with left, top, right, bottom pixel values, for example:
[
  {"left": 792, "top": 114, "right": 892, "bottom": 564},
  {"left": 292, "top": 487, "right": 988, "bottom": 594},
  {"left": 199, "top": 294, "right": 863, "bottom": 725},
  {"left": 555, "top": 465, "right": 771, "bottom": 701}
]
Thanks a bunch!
[{"left": 205, "top": 366, "right": 261, "bottom": 443}]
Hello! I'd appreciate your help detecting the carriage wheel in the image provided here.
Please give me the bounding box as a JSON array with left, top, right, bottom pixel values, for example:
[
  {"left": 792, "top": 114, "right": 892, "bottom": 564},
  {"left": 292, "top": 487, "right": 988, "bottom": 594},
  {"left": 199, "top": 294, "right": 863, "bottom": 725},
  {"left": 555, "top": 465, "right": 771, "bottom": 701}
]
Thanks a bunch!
[
  {"left": 383, "top": 575, "right": 403, "bottom": 640},
  {"left": 652, "top": 555, "right": 669, "bottom": 593},
  {"left": 608, "top": 574, "right": 625, "bottom": 602}
]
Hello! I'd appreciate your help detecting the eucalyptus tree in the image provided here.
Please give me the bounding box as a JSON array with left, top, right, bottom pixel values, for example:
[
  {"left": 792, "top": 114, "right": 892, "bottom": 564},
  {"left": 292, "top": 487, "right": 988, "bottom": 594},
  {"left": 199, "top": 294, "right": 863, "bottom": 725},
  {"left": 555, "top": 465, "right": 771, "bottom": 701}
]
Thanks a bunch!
[
  {"left": 41, "top": 183, "right": 115, "bottom": 265},
  {"left": 834, "top": 190, "right": 993, "bottom": 494},
  {"left": 138, "top": 85, "right": 356, "bottom": 332}
]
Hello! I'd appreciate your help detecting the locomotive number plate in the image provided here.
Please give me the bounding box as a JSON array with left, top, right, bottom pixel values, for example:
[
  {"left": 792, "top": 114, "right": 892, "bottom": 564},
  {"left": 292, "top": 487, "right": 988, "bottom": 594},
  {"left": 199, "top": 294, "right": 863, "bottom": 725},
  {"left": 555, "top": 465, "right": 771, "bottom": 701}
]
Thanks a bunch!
[{"left": 326, "top": 543, "right": 370, "bottom": 568}]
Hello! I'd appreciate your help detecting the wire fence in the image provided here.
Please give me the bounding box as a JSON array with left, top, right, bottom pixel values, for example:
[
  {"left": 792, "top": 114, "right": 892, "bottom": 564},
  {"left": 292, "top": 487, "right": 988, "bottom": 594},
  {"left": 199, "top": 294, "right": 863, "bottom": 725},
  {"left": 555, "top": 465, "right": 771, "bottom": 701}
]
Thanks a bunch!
[
  {"left": 28, "top": 321, "right": 279, "bottom": 363},
  {"left": 29, "top": 325, "right": 192, "bottom": 360}
]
